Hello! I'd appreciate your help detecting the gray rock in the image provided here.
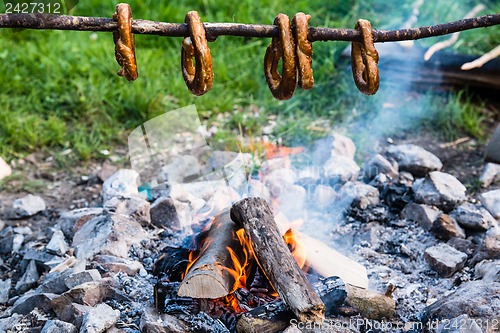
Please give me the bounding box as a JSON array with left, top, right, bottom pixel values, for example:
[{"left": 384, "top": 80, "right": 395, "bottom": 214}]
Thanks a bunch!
[
  {"left": 0, "top": 279, "right": 11, "bottom": 304},
  {"left": 478, "top": 189, "right": 500, "bottom": 219},
  {"left": 297, "top": 166, "right": 322, "bottom": 185},
  {"left": 54, "top": 302, "right": 93, "bottom": 328},
  {"left": 247, "top": 179, "right": 271, "bottom": 202},
  {"left": 475, "top": 260, "right": 500, "bottom": 282},
  {"left": 22, "top": 249, "right": 57, "bottom": 271},
  {"left": 73, "top": 213, "right": 147, "bottom": 260},
  {"left": 80, "top": 303, "right": 120, "bottom": 333},
  {"left": 422, "top": 280, "right": 500, "bottom": 323},
  {"left": 401, "top": 203, "right": 442, "bottom": 231},
  {"left": 206, "top": 150, "right": 240, "bottom": 171},
  {"left": 92, "top": 255, "right": 144, "bottom": 275},
  {"left": 10, "top": 194, "right": 46, "bottom": 218},
  {"left": 398, "top": 171, "right": 415, "bottom": 187},
  {"left": 450, "top": 203, "right": 496, "bottom": 231},
  {"left": 37, "top": 271, "right": 71, "bottom": 295},
  {"left": 102, "top": 169, "right": 139, "bottom": 203},
  {"left": 161, "top": 155, "right": 201, "bottom": 184},
  {"left": 64, "top": 269, "right": 101, "bottom": 290},
  {"left": 149, "top": 197, "right": 180, "bottom": 230},
  {"left": 312, "top": 185, "right": 337, "bottom": 210},
  {"left": 264, "top": 168, "right": 297, "bottom": 197},
  {"left": 0, "top": 155, "right": 12, "bottom": 180},
  {"left": 46, "top": 229, "right": 68, "bottom": 256},
  {"left": 479, "top": 162, "right": 500, "bottom": 188},
  {"left": 11, "top": 291, "right": 57, "bottom": 314},
  {"left": 58, "top": 208, "right": 104, "bottom": 239},
  {"left": 435, "top": 314, "right": 482, "bottom": 333},
  {"left": 96, "top": 161, "right": 118, "bottom": 183},
  {"left": 364, "top": 154, "right": 398, "bottom": 179},
  {"left": 323, "top": 155, "right": 360, "bottom": 183},
  {"left": 447, "top": 237, "right": 477, "bottom": 257},
  {"left": 312, "top": 134, "right": 356, "bottom": 165},
  {"left": 431, "top": 214, "right": 466, "bottom": 240},
  {"left": 41, "top": 320, "right": 77, "bottom": 333},
  {"left": 424, "top": 243, "right": 467, "bottom": 277},
  {"left": 0, "top": 314, "right": 22, "bottom": 333},
  {"left": 204, "top": 186, "right": 241, "bottom": 216},
  {"left": 276, "top": 185, "right": 307, "bottom": 219},
  {"left": 104, "top": 195, "right": 151, "bottom": 226},
  {"left": 0, "top": 219, "right": 4, "bottom": 231},
  {"left": 413, "top": 171, "right": 467, "bottom": 211},
  {"left": 338, "top": 182, "right": 380, "bottom": 209},
  {"left": 15, "top": 259, "right": 39, "bottom": 293},
  {"left": 387, "top": 144, "right": 442, "bottom": 177},
  {"left": 472, "top": 226, "right": 500, "bottom": 264},
  {"left": 140, "top": 307, "right": 190, "bottom": 333}
]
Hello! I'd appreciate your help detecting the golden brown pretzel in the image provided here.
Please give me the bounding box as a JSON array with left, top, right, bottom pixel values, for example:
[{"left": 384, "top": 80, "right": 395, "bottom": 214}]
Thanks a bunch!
[
  {"left": 181, "top": 11, "right": 213, "bottom": 96},
  {"left": 351, "top": 19, "right": 379, "bottom": 95},
  {"left": 264, "top": 14, "right": 297, "bottom": 100},
  {"left": 292, "top": 12, "right": 314, "bottom": 90},
  {"left": 113, "top": 3, "right": 138, "bottom": 81}
]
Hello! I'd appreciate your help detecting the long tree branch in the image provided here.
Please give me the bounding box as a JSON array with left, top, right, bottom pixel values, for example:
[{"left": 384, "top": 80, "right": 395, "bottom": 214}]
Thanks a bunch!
[{"left": 0, "top": 13, "right": 498, "bottom": 42}]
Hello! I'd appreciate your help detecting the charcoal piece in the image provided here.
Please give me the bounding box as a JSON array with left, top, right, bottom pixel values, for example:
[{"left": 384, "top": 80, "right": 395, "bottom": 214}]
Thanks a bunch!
[{"left": 152, "top": 246, "right": 190, "bottom": 281}]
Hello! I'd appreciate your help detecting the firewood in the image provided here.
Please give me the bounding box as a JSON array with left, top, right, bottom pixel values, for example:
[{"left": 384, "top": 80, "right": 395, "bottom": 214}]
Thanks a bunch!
[
  {"left": 235, "top": 276, "right": 347, "bottom": 333},
  {"left": 230, "top": 197, "right": 325, "bottom": 323},
  {"left": 288, "top": 229, "right": 369, "bottom": 289},
  {"left": 178, "top": 210, "right": 244, "bottom": 299}
]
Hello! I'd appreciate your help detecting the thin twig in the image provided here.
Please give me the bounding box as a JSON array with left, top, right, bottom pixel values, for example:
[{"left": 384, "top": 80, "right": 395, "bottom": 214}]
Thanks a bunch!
[
  {"left": 0, "top": 13, "right": 498, "bottom": 43},
  {"left": 461, "top": 44, "right": 500, "bottom": 70}
]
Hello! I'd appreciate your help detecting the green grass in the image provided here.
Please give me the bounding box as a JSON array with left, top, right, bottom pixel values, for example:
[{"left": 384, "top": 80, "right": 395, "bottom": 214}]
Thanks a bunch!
[{"left": 0, "top": 0, "right": 498, "bottom": 162}]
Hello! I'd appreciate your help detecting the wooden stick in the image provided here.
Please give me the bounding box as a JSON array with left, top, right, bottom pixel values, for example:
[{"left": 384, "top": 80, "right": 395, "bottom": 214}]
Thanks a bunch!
[
  {"left": 230, "top": 197, "right": 325, "bottom": 323},
  {"left": 236, "top": 277, "right": 347, "bottom": 333},
  {"left": 178, "top": 210, "right": 243, "bottom": 299},
  {"left": 461, "top": 44, "right": 500, "bottom": 70},
  {"left": 289, "top": 230, "right": 369, "bottom": 289}
]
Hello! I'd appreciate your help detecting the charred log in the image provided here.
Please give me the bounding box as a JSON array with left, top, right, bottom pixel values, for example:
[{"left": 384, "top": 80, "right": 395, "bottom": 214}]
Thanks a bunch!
[{"left": 230, "top": 197, "right": 325, "bottom": 323}]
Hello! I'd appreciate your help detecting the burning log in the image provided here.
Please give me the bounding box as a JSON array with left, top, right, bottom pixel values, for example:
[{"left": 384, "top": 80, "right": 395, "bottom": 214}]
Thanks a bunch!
[
  {"left": 178, "top": 210, "right": 247, "bottom": 299},
  {"left": 230, "top": 197, "right": 325, "bottom": 323},
  {"left": 235, "top": 276, "right": 347, "bottom": 333},
  {"left": 286, "top": 229, "right": 368, "bottom": 289}
]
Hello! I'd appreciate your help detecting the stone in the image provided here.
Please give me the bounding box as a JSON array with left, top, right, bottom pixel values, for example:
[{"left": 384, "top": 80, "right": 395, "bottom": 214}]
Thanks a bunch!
[
  {"left": 447, "top": 237, "right": 477, "bottom": 257},
  {"left": 276, "top": 185, "right": 307, "bottom": 219},
  {"left": 161, "top": 155, "right": 201, "bottom": 184},
  {"left": 11, "top": 291, "right": 57, "bottom": 314},
  {"left": 264, "top": 168, "right": 297, "bottom": 197},
  {"left": 92, "top": 255, "right": 144, "bottom": 275},
  {"left": 41, "top": 320, "right": 77, "bottom": 333},
  {"left": 422, "top": 280, "right": 500, "bottom": 323},
  {"left": 15, "top": 259, "right": 39, "bottom": 293},
  {"left": 338, "top": 182, "right": 380, "bottom": 209},
  {"left": 204, "top": 185, "right": 241, "bottom": 216},
  {"left": 58, "top": 208, "right": 104, "bottom": 238},
  {"left": 80, "top": 303, "right": 120, "bottom": 333},
  {"left": 312, "top": 185, "right": 336, "bottom": 210},
  {"left": 472, "top": 226, "right": 500, "bottom": 264},
  {"left": 323, "top": 155, "right": 360, "bottom": 184},
  {"left": 479, "top": 162, "right": 500, "bottom": 188},
  {"left": 413, "top": 172, "right": 467, "bottom": 211},
  {"left": 431, "top": 214, "right": 466, "bottom": 240},
  {"left": 104, "top": 195, "right": 151, "bottom": 226},
  {"left": 0, "top": 279, "right": 11, "bottom": 304},
  {"left": 10, "top": 194, "right": 46, "bottom": 219},
  {"left": 259, "top": 157, "right": 290, "bottom": 175},
  {"left": 150, "top": 197, "right": 180, "bottom": 230},
  {"left": 46, "top": 229, "right": 68, "bottom": 256},
  {"left": 401, "top": 203, "right": 442, "bottom": 231},
  {"left": 247, "top": 179, "right": 271, "bottom": 202},
  {"left": 475, "top": 260, "right": 500, "bottom": 282},
  {"left": 364, "top": 154, "right": 398, "bottom": 180},
  {"left": 478, "top": 189, "right": 500, "bottom": 219},
  {"left": 37, "top": 271, "right": 71, "bottom": 295},
  {"left": 73, "top": 213, "right": 147, "bottom": 260},
  {"left": 435, "top": 314, "right": 482, "bottom": 333},
  {"left": 398, "top": 171, "right": 414, "bottom": 187},
  {"left": 387, "top": 144, "right": 442, "bottom": 177},
  {"left": 64, "top": 269, "right": 101, "bottom": 289},
  {"left": 140, "top": 307, "right": 190, "bottom": 333},
  {"left": 102, "top": 169, "right": 139, "bottom": 203},
  {"left": 311, "top": 134, "right": 356, "bottom": 165},
  {"left": 96, "top": 161, "right": 118, "bottom": 182},
  {"left": 450, "top": 202, "right": 496, "bottom": 231},
  {"left": 22, "top": 249, "right": 57, "bottom": 271},
  {"left": 0, "top": 314, "right": 22, "bottom": 333},
  {"left": 0, "top": 219, "right": 4, "bottom": 231},
  {"left": 0, "top": 156, "right": 12, "bottom": 180},
  {"left": 297, "top": 166, "right": 322, "bottom": 185},
  {"left": 424, "top": 243, "right": 467, "bottom": 277},
  {"left": 55, "top": 302, "right": 93, "bottom": 327}
]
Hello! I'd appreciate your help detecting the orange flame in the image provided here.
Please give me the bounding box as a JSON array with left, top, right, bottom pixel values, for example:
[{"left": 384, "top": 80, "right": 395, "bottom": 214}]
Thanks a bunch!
[
  {"left": 264, "top": 142, "right": 305, "bottom": 159},
  {"left": 284, "top": 228, "right": 307, "bottom": 270}
]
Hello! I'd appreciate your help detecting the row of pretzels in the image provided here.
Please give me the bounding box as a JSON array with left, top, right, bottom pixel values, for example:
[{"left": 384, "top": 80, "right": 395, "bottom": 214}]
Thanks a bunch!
[{"left": 112, "top": 4, "right": 380, "bottom": 99}]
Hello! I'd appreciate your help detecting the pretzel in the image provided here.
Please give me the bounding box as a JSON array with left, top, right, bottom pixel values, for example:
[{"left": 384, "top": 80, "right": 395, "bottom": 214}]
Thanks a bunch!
[
  {"left": 292, "top": 12, "right": 314, "bottom": 90},
  {"left": 351, "top": 19, "right": 379, "bottom": 95},
  {"left": 264, "top": 14, "right": 297, "bottom": 100},
  {"left": 181, "top": 11, "right": 213, "bottom": 96},
  {"left": 112, "top": 3, "right": 138, "bottom": 81}
]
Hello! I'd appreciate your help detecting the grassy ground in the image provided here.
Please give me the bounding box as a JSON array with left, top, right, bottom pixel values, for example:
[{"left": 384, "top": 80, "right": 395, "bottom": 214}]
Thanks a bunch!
[{"left": 0, "top": 0, "right": 498, "bottom": 161}]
